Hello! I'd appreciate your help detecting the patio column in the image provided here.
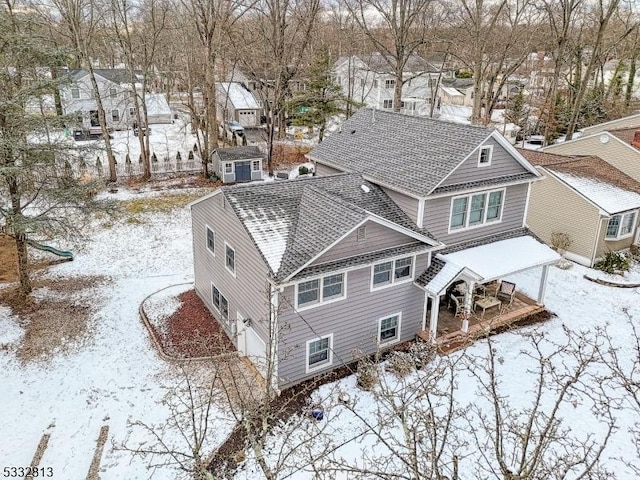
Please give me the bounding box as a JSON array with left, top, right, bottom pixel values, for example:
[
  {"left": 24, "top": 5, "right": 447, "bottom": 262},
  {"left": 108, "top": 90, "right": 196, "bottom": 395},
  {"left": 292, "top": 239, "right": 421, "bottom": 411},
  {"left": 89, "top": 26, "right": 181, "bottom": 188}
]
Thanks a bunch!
[
  {"left": 537, "top": 265, "right": 549, "bottom": 303},
  {"left": 462, "top": 281, "right": 475, "bottom": 333},
  {"left": 429, "top": 295, "right": 439, "bottom": 341}
]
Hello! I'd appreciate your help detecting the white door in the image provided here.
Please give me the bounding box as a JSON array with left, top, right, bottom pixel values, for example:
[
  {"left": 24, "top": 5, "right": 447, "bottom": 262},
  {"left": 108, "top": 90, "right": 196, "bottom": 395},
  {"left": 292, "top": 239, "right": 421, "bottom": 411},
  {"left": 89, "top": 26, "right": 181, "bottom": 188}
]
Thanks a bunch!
[
  {"left": 238, "top": 110, "right": 256, "bottom": 127},
  {"left": 236, "top": 312, "right": 247, "bottom": 356}
]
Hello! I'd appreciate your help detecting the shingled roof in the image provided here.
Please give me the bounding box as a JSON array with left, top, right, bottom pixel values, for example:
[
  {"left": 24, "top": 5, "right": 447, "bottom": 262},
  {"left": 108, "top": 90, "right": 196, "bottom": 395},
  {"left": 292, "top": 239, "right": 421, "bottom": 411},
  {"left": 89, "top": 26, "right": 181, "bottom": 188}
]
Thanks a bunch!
[
  {"left": 222, "top": 173, "right": 438, "bottom": 283},
  {"left": 216, "top": 146, "right": 264, "bottom": 162},
  {"left": 308, "top": 108, "right": 496, "bottom": 197}
]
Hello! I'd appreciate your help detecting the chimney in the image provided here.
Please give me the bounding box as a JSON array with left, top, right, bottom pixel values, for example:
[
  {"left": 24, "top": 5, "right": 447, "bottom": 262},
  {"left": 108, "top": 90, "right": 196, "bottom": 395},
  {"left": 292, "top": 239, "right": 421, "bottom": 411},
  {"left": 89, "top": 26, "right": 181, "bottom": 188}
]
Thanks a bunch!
[{"left": 633, "top": 130, "right": 640, "bottom": 149}]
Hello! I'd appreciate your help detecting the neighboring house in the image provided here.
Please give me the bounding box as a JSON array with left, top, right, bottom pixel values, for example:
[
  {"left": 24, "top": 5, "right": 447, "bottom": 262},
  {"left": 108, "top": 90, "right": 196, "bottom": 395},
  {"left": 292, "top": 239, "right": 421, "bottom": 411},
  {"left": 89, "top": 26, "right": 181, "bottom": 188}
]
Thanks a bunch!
[
  {"left": 60, "top": 68, "right": 170, "bottom": 131},
  {"left": 333, "top": 53, "right": 454, "bottom": 116},
  {"left": 543, "top": 117, "right": 640, "bottom": 182},
  {"left": 212, "top": 146, "right": 264, "bottom": 183},
  {"left": 190, "top": 173, "right": 440, "bottom": 389},
  {"left": 579, "top": 113, "right": 640, "bottom": 137},
  {"left": 439, "top": 77, "right": 474, "bottom": 107},
  {"left": 521, "top": 149, "right": 640, "bottom": 267},
  {"left": 216, "top": 82, "right": 262, "bottom": 127}
]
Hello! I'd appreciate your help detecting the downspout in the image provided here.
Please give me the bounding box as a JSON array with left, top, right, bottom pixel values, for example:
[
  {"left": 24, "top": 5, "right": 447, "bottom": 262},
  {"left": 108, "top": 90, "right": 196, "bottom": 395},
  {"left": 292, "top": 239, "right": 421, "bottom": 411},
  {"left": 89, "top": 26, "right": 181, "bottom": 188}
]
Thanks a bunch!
[
  {"left": 591, "top": 216, "right": 605, "bottom": 267},
  {"left": 268, "top": 281, "right": 281, "bottom": 396}
]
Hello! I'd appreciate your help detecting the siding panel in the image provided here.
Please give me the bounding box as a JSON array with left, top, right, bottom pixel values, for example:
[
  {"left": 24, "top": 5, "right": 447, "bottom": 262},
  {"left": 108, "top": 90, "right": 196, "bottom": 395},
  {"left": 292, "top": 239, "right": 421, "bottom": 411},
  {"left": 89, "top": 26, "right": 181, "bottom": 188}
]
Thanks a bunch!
[
  {"left": 527, "top": 170, "right": 600, "bottom": 265},
  {"left": 439, "top": 138, "right": 529, "bottom": 187},
  {"left": 310, "top": 220, "right": 420, "bottom": 265},
  {"left": 423, "top": 183, "right": 529, "bottom": 245},
  {"left": 277, "top": 253, "right": 430, "bottom": 387},
  {"left": 191, "top": 193, "right": 271, "bottom": 345},
  {"left": 381, "top": 187, "right": 420, "bottom": 225},
  {"left": 315, "top": 162, "right": 344, "bottom": 176}
]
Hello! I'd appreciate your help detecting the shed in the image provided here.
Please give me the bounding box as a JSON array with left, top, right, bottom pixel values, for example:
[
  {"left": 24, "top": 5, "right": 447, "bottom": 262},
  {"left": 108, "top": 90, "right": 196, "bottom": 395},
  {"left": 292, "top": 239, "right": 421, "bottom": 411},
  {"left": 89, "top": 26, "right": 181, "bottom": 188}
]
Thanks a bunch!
[
  {"left": 145, "top": 93, "right": 172, "bottom": 124},
  {"left": 216, "top": 82, "right": 262, "bottom": 127},
  {"left": 213, "top": 146, "right": 264, "bottom": 183}
]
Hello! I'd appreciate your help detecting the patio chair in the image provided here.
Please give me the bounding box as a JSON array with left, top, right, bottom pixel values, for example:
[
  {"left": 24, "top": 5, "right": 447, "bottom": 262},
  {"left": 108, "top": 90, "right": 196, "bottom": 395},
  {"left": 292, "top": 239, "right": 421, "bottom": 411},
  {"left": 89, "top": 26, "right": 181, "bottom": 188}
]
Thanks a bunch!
[
  {"left": 449, "top": 293, "right": 464, "bottom": 318},
  {"left": 495, "top": 280, "right": 516, "bottom": 308}
]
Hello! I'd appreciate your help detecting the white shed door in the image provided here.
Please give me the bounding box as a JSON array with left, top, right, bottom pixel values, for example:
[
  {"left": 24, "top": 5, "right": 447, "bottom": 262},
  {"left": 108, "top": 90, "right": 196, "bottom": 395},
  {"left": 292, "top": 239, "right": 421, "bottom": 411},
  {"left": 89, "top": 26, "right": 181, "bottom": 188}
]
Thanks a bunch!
[
  {"left": 238, "top": 110, "right": 256, "bottom": 127},
  {"left": 237, "top": 315, "right": 268, "bottom": 378}
]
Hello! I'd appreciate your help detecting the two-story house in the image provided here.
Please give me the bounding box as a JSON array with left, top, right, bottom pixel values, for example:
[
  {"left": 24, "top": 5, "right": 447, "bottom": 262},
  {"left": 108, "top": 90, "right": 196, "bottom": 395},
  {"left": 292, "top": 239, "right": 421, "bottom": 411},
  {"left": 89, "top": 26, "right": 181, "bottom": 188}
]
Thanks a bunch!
[
  {"left": 191, "top": 108, "right": 560, "bottom": 389},
  {"left": 333, "top": 53, "right": 454, "bottom": 116}
]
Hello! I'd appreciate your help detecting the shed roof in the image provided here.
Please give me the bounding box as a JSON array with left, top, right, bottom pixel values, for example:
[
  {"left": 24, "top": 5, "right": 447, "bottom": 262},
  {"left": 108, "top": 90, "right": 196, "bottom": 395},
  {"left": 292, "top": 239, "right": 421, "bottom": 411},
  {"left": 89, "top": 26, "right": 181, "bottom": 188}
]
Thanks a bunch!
[
  {"left": 216, "top": 146, "right": 264, "bottom": 162},
  {"left": 217, "top": 82, "right": 260, "bottom": 110}
]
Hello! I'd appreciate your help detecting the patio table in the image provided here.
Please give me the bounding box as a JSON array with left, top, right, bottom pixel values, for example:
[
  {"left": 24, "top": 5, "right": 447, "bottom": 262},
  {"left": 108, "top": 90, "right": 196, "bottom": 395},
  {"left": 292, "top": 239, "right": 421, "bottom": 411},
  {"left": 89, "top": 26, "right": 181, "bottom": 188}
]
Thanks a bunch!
[{"left": 474, "top": 296, "right": 501, "bottom": 318}]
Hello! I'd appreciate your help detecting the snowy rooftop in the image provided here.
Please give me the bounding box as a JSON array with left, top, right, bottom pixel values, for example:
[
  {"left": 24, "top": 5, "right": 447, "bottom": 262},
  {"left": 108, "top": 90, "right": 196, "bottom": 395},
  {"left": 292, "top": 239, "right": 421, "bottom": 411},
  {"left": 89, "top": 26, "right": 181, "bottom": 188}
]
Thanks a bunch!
[
  {"left": 440, "top": 235, "right": 560, "bottom": 283},
  {"left": 551, "top": 170, "right": 640, "bottom": 214},
  {"left": 217, "top": 82, "right": 260, "bottom": 110},
  {"left": 145, "top": 93, "right": 171, "bottom": 116}
]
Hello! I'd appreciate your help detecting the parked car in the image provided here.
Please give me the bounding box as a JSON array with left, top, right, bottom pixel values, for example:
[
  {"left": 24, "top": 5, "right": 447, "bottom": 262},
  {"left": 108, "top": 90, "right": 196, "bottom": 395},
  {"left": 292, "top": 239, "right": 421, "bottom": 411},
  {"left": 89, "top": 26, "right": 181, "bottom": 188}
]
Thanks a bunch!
[{"left": 219, "top": 121, "right": 247, "bottom": 145}]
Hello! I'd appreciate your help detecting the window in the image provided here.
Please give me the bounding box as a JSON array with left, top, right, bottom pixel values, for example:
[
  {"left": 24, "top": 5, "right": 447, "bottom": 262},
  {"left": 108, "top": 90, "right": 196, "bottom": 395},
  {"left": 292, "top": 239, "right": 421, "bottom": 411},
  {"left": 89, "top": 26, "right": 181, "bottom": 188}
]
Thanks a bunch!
[
  {"left": 225, "top": 244, "right": 236, "bottom": 274},
  {"left": 211, "top": 285, "right": 229, "bottom": 320},
  {"left": 383, "top": 99, "right": 393, "bottom": 109},
  {"left": 478, "top": 145, "right": 492, "bottom": 166},
  {"left": 322, "top": 274, "right": 344, "bottom": 300},
  {"left": 357, "top": 225, "right": 367, "bottom": 241},
  {"left": 224, "top": 163, "right": 232, "bottom": 174},
  {"left": 109, "top": 87, "right": 117, "bottom": 97},
  {"left": 373, "top": 261, "right": 392, "bottom": 286},
  {"left": 373, "top": 79, "right": 378, "bottom": 87},
  {"left": 71, "top": 87, "right": 80, "bottom": 99},
  {"left": 385, "top": 79, "right": 395, "bottom": 89},
  {"left": 252, "top": 160, "right": 261, "bottom": 171},
  {"left": 372, "top": 257, "right": 413, "bottom": 289},
  {"left": 111, "top": 110, "right": 119, "bottom": 122},
  {"left": 297, "top": 273, "right": 345, "bottom": 309},
  {"left": 379, "top": 314, "right": 400, "bottom": 344},
  {"left": 129, "top": 107, "right": 135, "bottom": 116},
  {"left": 298, "top": 279, "right": 320, "bottom": 307},
  {"left": 450, "top": 189, "right": 505, "bottom": 230},
  {"left": 206, "top": 226, "right": 215, "bottom": 254},
  {"left": 307, "top": 335, "right": 332, "bottom": 371},
  {"left": 606, "top": 211, "right": 637, "bottom": 239}
]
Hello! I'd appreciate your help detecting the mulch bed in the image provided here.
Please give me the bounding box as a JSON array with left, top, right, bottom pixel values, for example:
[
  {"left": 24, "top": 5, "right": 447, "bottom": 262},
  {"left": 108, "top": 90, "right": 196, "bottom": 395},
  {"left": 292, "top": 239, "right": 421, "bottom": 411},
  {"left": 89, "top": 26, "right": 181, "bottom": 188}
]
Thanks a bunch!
[{"left": 147, "top": 289, "right": 235, "bottom": 359}]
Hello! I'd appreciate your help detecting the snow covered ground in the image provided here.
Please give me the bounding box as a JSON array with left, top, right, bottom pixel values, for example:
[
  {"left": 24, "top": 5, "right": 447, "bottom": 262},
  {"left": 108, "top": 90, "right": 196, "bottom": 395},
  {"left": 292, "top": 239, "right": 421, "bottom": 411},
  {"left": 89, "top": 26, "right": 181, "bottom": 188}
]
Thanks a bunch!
[
  {"left": 2, "top": 180, "right": 639, "bottom": 479},
  {"left": 0, "top": 185, "right": 234, "bottom": 480}
]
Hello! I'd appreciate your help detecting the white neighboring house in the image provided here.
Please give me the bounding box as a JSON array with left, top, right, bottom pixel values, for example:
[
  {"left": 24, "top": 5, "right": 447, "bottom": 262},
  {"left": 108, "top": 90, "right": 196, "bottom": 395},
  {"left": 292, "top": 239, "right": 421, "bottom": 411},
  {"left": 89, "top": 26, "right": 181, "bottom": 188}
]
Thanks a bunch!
[
  {"left": 333, "top": 53, "right": 454, "bottom": 116},
  {"left": 216, "top": 82, "right": 262, "bottom": 127},
  {"left": 439, "top": 78, "right": 474, "bottom": 107}
]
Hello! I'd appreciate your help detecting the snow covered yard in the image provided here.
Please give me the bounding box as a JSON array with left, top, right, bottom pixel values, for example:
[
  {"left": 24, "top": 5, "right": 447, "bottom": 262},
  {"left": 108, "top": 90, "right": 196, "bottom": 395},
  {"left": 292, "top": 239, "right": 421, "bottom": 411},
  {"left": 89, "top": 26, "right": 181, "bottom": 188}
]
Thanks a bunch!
[
  {"left": 0, "top": 183, "right": 236, "bottom": 479},
  {"left": 235, "top": 263, "right": 640, "bottom": 479}
]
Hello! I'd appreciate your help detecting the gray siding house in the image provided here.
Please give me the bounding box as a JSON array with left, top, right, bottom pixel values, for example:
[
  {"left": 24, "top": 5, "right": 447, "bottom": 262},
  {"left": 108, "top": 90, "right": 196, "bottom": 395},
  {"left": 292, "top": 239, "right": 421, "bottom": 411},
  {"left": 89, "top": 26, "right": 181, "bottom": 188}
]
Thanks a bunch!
[
  {"left": 212, "top": 146, "right": 264, "bottom": 183},
  {"left": 191, "top": 108, "right": 560, "bottom": 389}
]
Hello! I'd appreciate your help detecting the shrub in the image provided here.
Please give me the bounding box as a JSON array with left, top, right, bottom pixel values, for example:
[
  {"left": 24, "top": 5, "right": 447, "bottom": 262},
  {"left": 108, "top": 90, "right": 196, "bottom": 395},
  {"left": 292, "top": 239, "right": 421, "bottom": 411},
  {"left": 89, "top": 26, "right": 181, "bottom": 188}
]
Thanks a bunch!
[
  {"left": 356, "top": 359, "right": 379, "bottom": 390},
  {"left": 550, "top": 232, "right": 572, "bottom": 252},
  {"left": 408, "top": 341, "right": 436, "bottom": 368},
  {"left": 594, "top": 250, "right": 631, "bottom": 274},
  {"left": 298, "top": 165, "right": 310, "bottom": 175},
  {"left": 386, "top": 351, "right": 415, "bottom": 377}
]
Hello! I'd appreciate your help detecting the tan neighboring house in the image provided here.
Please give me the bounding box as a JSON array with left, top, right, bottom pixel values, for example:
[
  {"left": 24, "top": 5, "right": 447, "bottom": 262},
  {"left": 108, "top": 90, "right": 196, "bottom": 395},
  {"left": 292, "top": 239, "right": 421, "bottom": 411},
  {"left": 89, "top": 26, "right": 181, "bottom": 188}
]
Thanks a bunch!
[
  {"left": 543, "top": 125, "right": 640, "bottom": 183},
  {"left": 521, "top": 149, "right": 640, "bottom": 267},
  {"left": 580, "top": 113, "right": 640, "bottom": 136}
]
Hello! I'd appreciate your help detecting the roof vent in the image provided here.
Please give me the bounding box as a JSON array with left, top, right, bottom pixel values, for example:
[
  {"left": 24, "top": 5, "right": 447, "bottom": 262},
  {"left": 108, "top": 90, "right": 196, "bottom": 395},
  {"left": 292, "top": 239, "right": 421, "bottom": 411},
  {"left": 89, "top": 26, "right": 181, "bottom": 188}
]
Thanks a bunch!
[
  {"left": 351, "top": 129, "right": 356, "bottom": 134},
  {"left": 360, "top": 184, "right": 370, "bottom": 193}
]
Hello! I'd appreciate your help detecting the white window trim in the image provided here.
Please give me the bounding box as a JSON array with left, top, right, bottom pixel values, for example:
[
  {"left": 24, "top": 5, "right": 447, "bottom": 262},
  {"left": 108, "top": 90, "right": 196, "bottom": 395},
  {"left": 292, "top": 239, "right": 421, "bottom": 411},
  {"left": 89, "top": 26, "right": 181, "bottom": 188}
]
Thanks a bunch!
[
  {"left": 251, "top": 160, "right": 261, "bottom": 171},
  {"left": 224, "top": 163, "right": 233, "bottom": 174},
  {"left": 224, "top": 242, "right": 236, "bottom": 277},
  {"left": 305, "top": 333, "right": 334, "bottom": 374},
  {"left": 605, "top": 210, "right": 637, "bottom": 240},
  {"left": 370, "top": 255, "right": 415, "bottom": 292},
  {"left": 378, "top": 312, "right": 402, "bottom": 346},
  {"left": 295, "top": 272, "right": 347, "bottom": 311},
  {"left": 477, "top": 145, "right": 493, "bottom": 167},
  {"left": 448, "top": 188, "right": 505, "bottom": 234},
  {"left": 210, "top": 282, "right": 229, "bottom": 321},
  {"left": 205, "top": 224, "right": 215, "bottom": 256}
]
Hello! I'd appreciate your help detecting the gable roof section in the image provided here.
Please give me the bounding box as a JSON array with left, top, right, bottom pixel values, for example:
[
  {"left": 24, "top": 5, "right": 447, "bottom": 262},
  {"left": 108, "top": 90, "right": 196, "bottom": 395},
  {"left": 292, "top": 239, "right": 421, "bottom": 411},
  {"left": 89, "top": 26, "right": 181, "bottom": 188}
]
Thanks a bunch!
[
  {"left": 222, "top": 173, "right": 438, "bottom": 283},
  {"left": 519, "top": 149, "right": 640, "bottom": 214},
  {"left": 609, "top": 128, "right": 640, "bottom": 150},
  {"left": 216, "top": 146, "right": 264, "bottom": 162},
  {"left": 217, "top": 82, "right": 260, "bottom": 109},
  {"left": 350, "top": 53, "right": 441, "bottom": 73},
  {"left": 581, "top": 113, "right": 640, "bottom": 136},
  {"left": 310, "top": 108, "right": 538, "bottom": 197}
]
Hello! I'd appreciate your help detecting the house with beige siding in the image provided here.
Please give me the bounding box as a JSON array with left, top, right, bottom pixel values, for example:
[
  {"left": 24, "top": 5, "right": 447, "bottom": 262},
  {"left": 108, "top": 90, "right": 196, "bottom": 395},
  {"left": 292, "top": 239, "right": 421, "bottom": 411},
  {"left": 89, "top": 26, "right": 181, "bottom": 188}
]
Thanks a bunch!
[
  {"left": 191, "top": 108, "right": 560, "bottom": 389},
  {"left": 520, "top": 149, "right": 640, "bottom": 267},
  {"left": 579, "top": 113, "right": 640, "bottom": 137}
]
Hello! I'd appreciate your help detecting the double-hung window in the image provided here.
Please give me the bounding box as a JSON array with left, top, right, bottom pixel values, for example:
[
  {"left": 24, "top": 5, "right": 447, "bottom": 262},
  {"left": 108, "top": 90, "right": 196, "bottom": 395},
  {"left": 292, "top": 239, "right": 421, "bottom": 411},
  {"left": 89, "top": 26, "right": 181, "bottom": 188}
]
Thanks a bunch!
[
  {"left": 252, "top": 160, "right": 261, "bottom": 171},
  {"left": 211, "top": 285, "right": 228, "bottom": 321},
  {"left": 297, "top": 273, "right": 345, "bottom": 309},
  {"left": 450, "top": 189, "right": 504, "bottom": 230},
  {"left": 606, "top": 211, "right": 637, "bottom": 239},
  {"left": 206, "top": 226, "right": 215, "bottom": 254},
  {"left": 478, "top": 145, "right": 492, "bottom": 166},
  {"left": 379, "top": 314, "right": 401, "bottom": 344},
  {"left": 307, "top": 335, "right": 332, "bottom": 371},
  {"left": 372, "top": 257, "right": 413, "bottom": 289},
  {"left": 225, "top": 244, "right": 236, "bottom": 275},
  {"left": 383, "top": 99, "right": 393, "bottom": 109},
  {"left": 385, "top": 79, "right": 395, "bottom": 89},
  {"left": 224, "top": 163, "right": 232, "bottom": 174}
]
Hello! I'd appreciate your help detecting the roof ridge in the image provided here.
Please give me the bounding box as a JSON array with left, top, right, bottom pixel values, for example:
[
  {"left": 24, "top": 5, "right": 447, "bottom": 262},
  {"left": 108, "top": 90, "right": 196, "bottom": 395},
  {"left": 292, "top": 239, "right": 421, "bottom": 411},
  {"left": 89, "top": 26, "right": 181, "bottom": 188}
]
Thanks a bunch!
[{"left": 361, "top": 107, "right": 493, "bottom": 132}]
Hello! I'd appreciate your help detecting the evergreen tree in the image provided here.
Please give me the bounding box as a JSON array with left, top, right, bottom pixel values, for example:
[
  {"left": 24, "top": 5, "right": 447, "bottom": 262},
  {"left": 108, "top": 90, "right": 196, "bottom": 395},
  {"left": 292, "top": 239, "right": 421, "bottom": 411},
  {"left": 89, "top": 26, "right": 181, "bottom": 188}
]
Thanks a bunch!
[
  {"left": 0, "top": 5, "right": 108, "bottom": 296},
  {"left": 288, "top": 48, "right": 357, "bottom": 142},
  {"left": 504, "top": 91, "right": 530, "bottom": 136}
]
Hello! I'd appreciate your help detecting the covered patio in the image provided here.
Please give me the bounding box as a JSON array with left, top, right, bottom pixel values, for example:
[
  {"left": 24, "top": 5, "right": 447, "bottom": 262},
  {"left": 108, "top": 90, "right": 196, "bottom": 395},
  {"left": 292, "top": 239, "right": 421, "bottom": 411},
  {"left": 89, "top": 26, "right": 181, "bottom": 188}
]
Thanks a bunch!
[{"left": 416, "top": 235, "right": 561, "bottom": 341}]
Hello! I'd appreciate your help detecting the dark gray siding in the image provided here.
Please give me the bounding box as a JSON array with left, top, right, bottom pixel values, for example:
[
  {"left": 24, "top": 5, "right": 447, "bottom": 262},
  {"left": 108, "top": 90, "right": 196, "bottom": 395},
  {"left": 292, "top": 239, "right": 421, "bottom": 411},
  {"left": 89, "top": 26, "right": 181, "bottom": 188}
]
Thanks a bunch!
[
  {"left": 276, "top": 253, "right": 430, "bottom": 388},
  {"left": 191, "top": 193, "right": 271, "bottom": 344},
  {"left": 310, "top": 220, "right": 419, "bottom": 266},
  {"left": 423, "top": 182, "right": 529, "bottom": 245},
  {"left": 314, "top": 162, "right": 344, "bottom": 176},
  {"left": 380, "top": 187, "right": 420, "bottom": 225},
  {"left": 439, "top": 138, "right": 529, "bottom": 187}
]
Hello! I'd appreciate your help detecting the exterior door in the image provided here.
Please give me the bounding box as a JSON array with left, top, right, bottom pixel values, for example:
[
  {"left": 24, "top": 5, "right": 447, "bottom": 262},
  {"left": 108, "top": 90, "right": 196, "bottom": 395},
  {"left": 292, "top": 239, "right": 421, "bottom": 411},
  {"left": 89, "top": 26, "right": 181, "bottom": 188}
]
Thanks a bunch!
[
  {"left": 89, "top": 110, "right": 100, "bottom": 127},
  {"left": 234, "top": 161, "right": 251, "bottom": 182},
  {"left": 238, "top": 110, "right": 256, "bottom": 127},
  {"left": 236, "top": 312, "right": 247, "bottom": 356}
]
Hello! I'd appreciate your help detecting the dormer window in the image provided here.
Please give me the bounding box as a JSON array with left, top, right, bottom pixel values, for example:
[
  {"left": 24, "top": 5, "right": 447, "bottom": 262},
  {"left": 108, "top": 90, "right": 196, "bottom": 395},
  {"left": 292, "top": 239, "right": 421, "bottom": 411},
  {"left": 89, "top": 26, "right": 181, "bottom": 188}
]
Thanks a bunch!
[{"left": 478, "top": 145, "right": 493, "bottom": 167}]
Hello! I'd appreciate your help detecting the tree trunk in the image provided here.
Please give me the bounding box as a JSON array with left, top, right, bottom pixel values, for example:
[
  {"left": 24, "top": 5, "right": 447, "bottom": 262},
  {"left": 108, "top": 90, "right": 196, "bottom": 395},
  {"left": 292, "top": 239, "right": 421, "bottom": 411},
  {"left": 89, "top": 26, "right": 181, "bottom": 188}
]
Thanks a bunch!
[
  {"left": 50, "top": 67, "right": 63, "bottom": 116},
  {"left": 394, "top": 63, "right": 403, "bottom": 113},
  {"left": 14, "top": 233, "right": 31, "bottom": 295},
  {"left": 626, "top": 56, "right": 637, "bottom": 107}
]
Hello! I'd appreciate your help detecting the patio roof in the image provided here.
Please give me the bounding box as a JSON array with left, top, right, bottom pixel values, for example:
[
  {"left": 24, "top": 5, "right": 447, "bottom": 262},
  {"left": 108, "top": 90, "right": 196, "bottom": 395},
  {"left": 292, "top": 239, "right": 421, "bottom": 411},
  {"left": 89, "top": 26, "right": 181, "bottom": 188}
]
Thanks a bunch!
[{"left": 440, "top": 235, "right": 560, "bottom": 284}]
